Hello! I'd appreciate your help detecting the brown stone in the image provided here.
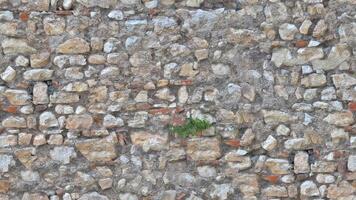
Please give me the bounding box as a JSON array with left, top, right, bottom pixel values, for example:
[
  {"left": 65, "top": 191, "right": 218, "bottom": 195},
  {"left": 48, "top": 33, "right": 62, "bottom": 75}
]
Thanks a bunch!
[
  {"left": 0, "top": 180, "right": 10, "bottom": 193},
  {"left": 57, "top": 38, "right": 90, "bottom": 54},
  {"left": 66, "top": 115, "right": 93, "bottom": 130},
  {"left": 14, "top": 148, "right": 37, "bottom": 169},
  {"left": 130, "top": 131, "right": 168, "bottom": 152},
  {"left": 75, "top": 138, "right": 117, "bottom": 162},
  {"left": 186, "top": 138, "right": 221, "bottom": 161}
]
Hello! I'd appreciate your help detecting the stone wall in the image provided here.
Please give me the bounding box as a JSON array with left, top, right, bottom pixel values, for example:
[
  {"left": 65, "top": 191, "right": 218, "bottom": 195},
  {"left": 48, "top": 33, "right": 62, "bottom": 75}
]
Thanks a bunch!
[{"left": 0, "top": 0, "right": 355, "bottom": 199}]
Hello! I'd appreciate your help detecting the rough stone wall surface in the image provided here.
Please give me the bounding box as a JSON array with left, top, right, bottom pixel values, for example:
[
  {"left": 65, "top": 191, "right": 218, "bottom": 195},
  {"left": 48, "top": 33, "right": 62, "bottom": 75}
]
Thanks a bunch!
[{"left": 0, "top": 0, "right": 355, "bottom": 199}]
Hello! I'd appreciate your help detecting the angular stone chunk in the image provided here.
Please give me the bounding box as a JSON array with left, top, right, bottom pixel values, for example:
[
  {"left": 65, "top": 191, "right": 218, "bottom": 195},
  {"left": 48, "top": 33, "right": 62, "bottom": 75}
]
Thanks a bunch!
[
  {"left": 57, "top": 38, "right": 90, "bottom": 54},
  {"left": 262, "top": 135, "right": 277, "bottom": 151},
  {"left": 300, "top": 181, "right": 319, "bottom": 197},
  {"left": 30, "top": 52, "right": 50, "bottom": 68},
  {"left": 43, "top": 16, "right": 65, "bottom": 35},
  {"left": 2, "top": 116, "right": 27, "bottom": 128},
  {"left": 264, "top": 2, "right": 288, "bottom": 23},
  {"left": 271, "top": 48, "right": 294, "bottom": 67},
  {"left": 1, "top": 39, "right": 36, "bottom": 55},
  {"left": 265, "top": 158, "right": 291, "bottom": 174},
  {"left": 50, "top": 92, "right": 80, "bottom": 104},
  {"left": 296, "top": 48, "right": 324, "bottom": 63},
  {"left": 39, "top": 112, "right": 58, "bottom": 129},
  {"left": 179, "top": 63, "right": 199, "bottom": 77},
  {"left": 4, "top": 89, "right": 31, "bottom": 105},
  {"left": 130, "top": 131, "right": 168, "bottom": 152},
  {"left": 50, "top": 147, "right": 77, "bottom": 164},
  {"left": 186, "top": 138, "right": 221, "bottom": 161},
  {"left": 332, "top": 73, "right": 356, "bottom": 88},
  {"left": 232, "top": 174, "right": 259, "bottom": 196},
  {"left": 1, "top": 66, "right": 16, "bottom": 82},
  {"left": 323, "top": 111, "right": 354, "bottom": 127},
  {"left": 66, "top": 114, "right": 93, "bottom": 130},
  {"left": 76, "top": 138, "right": 117, "bottom": 162},
  {"left": 23, "top": 69, "right": 54, "bottom": 81},
  {"left": 14, "top": 148, "right": 37, "bottom": 169},
  {"left": 279, "top": 23, "right": 298, "bottom": 40},
  {"left": 312, "top": 43, "right": 351, "bottom": 71},
  {"left": 301, "top": 73, "right": 326, "bottom": 87}
]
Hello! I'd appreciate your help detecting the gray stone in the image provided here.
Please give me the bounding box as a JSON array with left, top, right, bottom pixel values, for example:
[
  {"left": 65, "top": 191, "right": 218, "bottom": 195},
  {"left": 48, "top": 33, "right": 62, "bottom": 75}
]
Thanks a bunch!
[
  {"left": 78, "top": 192, "right": 109, "bottom": 200},
  {"left": 1, "top": 66, "right": 16, "bottom": 82},
  {"left": 50, "top": 147, "right": 76, "bottom": 164},
  {"left": 39, "top": 112, "right": 59, "bottom": 129},
  {"left": 4, "top": 89, "right": 31, "bottom": 106},
  {"left": 23, "top": 69, "right": 54, "bottom": 81},
  {"left": 300, "top": 181, "right": 319, "bottom": 197},
  {"left": 348, "top": 155, "right": 356, "bottom": 172},
  {"left": 1, "top": 39, "right": 36, "bottom": 55}
]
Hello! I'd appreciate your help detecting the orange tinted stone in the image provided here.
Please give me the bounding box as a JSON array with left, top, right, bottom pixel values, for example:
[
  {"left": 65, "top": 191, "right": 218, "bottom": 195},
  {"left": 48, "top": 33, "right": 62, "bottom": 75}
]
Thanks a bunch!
[
  {"left": 263, "top": 175, "right": 280, "bottom": 184},
  {"left": 348, "top": 102, "right": 356, "bottom": 111},
  {"left": 4, "top": 105, "right": 17, "bottom": 113},
  {"left": 0, "top": 180, "right": 10, "bottom": 193},
  {"left": 224, "top": 139, "right": 240, "bottom": 148},
  {"left": 19, "top": 12, "right": 29, "bottom": 21},
  {"left": 295, "top": 40, "right": 308, "bottom": 48}
]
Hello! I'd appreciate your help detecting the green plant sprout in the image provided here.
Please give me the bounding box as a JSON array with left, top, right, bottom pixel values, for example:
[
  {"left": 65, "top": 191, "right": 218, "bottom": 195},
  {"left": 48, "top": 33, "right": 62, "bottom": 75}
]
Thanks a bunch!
[{"left": 169, "top": 117, "right": 212, "bottom": 138}]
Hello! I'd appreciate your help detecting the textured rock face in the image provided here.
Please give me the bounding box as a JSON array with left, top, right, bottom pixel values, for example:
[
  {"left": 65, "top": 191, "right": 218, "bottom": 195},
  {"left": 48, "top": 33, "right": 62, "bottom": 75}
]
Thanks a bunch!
[
  {"left": 75, "top": 138, "right": 117, "bottom": 162},
  {"left": 0, "top": 1, "right": 355, "bottom": 199}
]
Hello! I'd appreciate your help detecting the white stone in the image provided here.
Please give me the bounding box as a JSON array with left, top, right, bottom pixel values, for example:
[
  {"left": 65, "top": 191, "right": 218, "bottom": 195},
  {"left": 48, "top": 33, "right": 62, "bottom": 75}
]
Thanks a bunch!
[
  {"left": 39, "top": 112, "right": 59, "bottom": 129},
  {"left": 50, "top": 147, "right": 77, "bottom": 164},
  {"left": 21, "top": 170, "right": 40, "bottom": 182},
  {"left": 197, "top": 166, "right": 216, "bottom": 178},
  {"left": 262, "top": 135, "right": 277, "bottom": 151},
  {"left": 211, "top": 64, "right": 230, "bottom": 76},
  {"left": 1, "top": 66, "right": 16, "bottom": 82},
  {"left": 279, "top": 23, "right": 298, "bottom": 40},
  {"left": 276, "top": 124, "right": 290, "bottom": 136},
  {"left": 300, "top": 181, "right": 320, "bottom": 196},
  {"left": 103, "top": 114, "right": 124, "bottom": 128},
  {"left": 348, "top": 155, "right": 356, "bottom": 172},
  {"left": 108, "top": 10, "right": 124, "bottom": 20},
  {"left": 63, "top": 0, "right": 73, "bottom": 10}
]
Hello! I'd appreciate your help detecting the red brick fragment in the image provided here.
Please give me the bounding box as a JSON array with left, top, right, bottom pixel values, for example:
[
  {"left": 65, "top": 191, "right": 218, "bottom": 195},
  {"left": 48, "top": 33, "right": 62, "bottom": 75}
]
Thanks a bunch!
[
  {"left": 348, "top": 102, "right": 356, "bottom": 111},
  {"left": 19, "top": 12, "right": 29, "bottom": 21},
  {"left": 224, "top": 139, "right": 240, "bottom": 148},
  {"left": 263, "top": 175, "right": 280, "bottom": 184},
  {"left": 295, "top": 40, "right": 308, "bottom": 48}
]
